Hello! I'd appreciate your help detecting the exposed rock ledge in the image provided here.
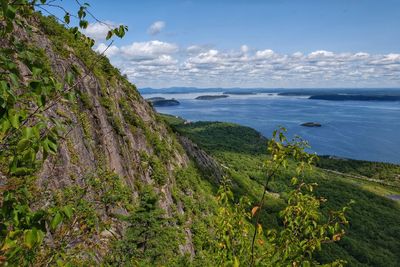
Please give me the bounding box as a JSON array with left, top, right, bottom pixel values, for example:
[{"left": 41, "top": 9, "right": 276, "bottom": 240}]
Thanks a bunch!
[{"left": 178, "top": 136, "right": 224, "bottom": 183}]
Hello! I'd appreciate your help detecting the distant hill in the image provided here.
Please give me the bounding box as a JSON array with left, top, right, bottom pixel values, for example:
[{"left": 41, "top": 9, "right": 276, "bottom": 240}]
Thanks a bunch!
[{"left": 140, "top": 87, "right": 400, "bottom": 96}]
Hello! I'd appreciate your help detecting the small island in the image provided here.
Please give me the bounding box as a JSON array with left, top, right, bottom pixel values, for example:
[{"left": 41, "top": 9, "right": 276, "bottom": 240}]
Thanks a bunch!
[
  {"left": 301, "top": 122, "right": 322, "bottom": 127},
  {"left": 278, "top": 92, "right": 311, "bottom": 96},
  {"left": 195, "top": 95, "right": 229, "bottom": 100},
  {"left": 146, "top": 97, "right": 180, "bottom": 107},
  {"left": 223, "top": 92, "right": 257, "bottom": 95},
  {"left": 146, "top": 97, "right": 166, "bottom": 101}
]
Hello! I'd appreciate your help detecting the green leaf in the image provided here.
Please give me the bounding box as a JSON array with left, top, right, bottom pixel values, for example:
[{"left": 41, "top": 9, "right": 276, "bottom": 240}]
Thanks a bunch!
[
  {"left": 39, "top": 94, "right": 46, "bottom": 107},
  {"left": 50, "top": 212, "right": 63, "bottom": 230},
  {"left": 6, "top": 5, "right": 16, "bottom": 20},
  {"left": 48, "top": 141, "right": 58, "bottom": 154},
  {"left": 22, "top": 127, "right": 33, "bottom": 139},
  {"left": 37, "top": 229, "right": 45, "bottom": 244},
  {"left": 42, "top": 138, "right": 58, "bottom": 155},
  {"left": 32, "top": 67, "right": 42, "bottom": 77},
  {"left": 8, "top": 73, "right": 19, "bottom": 87},
  {"left": 32, "top": 125, "right": 40, "bottom": 139},
  {"left": 1, "top": 237, "right": 16, "bottom": 251},
  {"left": 106, "top": 30, "right": 113, "bottom": 40},
  {"left": 70, "top": 27, "right": 78, "bottom": 35},
  {"left": 79, "top": 20, "right": 88, "bottom": 29},
  {"left": 12, "top": 167, "right": 34, "bottom": 176},
  {"left": 62, "top": 206, "right": 73, "bottom": 219},
  {"left": 77, "top": 7, "right": 86, "bottom": 19},
  {"left": 1, "top": 119, "right": 11, "bottom": 133},
  {"left": 64, "top": 13, "right": 70, "bottom": 24},
  {"left": 8, "top": 111, "right": 19, "bottom": 129},
  {"left": 24, "top": 229, "right": 37, "bottom": 249},
  {"left": 0, "top": 80, "right": 8, "bottom": 93},
  {"left": 22, "top": 148, "right": 36, "bottom": 163},
  {"left": 17, "top": 138, "right": 30, "bottom": 152}
]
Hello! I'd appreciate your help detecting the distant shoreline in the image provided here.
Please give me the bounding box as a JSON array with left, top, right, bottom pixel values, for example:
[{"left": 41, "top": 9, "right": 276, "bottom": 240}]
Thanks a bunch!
[
  {"left": 145, "top": 89, "right": 400, "bottom": 164},
  {"left": 159, "top": 113, "right": 400, "bottom": 165},
  {"left": 309, "top": 94, "right": 400, "bottom": 101}
]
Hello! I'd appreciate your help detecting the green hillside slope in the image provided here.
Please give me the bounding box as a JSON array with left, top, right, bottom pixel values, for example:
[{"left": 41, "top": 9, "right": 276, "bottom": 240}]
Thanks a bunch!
[{"left": 162, "top": 114, "right": 400, "bottom": 267}]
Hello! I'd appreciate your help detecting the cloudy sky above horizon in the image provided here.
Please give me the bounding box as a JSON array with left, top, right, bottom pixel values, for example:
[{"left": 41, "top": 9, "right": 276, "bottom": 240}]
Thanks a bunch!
[{"left": 72, "top": 0, "right": 400, "bottom": 88}]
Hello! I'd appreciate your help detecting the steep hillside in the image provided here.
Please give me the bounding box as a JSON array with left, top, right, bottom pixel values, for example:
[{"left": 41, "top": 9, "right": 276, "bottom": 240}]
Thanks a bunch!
[
  {"left": 162, "top": 114, "right": 400, "bottom": 267},
  {"left": 0, "top": 13, "right": 218, "bottom": 265}
]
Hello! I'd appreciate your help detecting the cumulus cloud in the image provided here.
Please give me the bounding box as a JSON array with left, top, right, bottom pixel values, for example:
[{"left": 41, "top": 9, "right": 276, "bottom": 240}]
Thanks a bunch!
[
  {"left": 81, "top": 21, "right": 117, "bottom": 41},
  {"left": 308, "top": 50, "right": 334, "bottom": 58},
  {"left": 255, "top": 49, "right": 275, "bottom": 59},
  {"left": 95, "top": 43, "right": 120, "bottom": 57},
  {"left": 119, "top": 40, "right": 178, "bottom": 60},
  {"left": 148, "top": 21, "right": 166, "bottom": 35},
  {"left": 95, "top": 42, "right": 400, "bottom": 88},
  {"left": 241, "top": 45, "right": 249, "bottom": 53}
]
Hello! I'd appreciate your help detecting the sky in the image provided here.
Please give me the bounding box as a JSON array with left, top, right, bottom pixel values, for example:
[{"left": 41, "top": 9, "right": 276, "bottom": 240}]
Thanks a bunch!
[{"left": 51, "top": 0, "right": 400, "bottom": 88}]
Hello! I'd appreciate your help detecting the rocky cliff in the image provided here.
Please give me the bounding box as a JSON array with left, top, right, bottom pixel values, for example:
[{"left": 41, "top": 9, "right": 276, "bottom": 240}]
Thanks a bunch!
[{"left": 1, "top": 14, "right": 212, "bottom": 264}]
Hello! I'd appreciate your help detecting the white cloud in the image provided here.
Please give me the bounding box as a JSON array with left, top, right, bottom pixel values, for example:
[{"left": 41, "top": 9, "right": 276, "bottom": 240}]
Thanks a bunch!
[
  {"left": 186, "top": 45, "right": 211, "bottom": 55},
  {"left": 255, "top": 49, "right": 275, "bottom": 59},
  {"left": 292, "top": 52, "right": 304, "bottom": 58},
  {"left": 353, "top": 52, "right": 370, "bottom": 59},
  {"left": 148, "top": 21, "right": 166, "bottom": 35},
  {"left": 308, "top": 50, "right": 334, "bottom": 58},
  {"left": 95, "top": 43, "right": 120, "bottom": 57},
  {"left": 369, "top": 53, "right": 400, "bottom": 65},
  {"left": 187, "top": 50, "right": 220, "bottom": 65},
  {"left": 119, "top": 40, "right": 178, "bottom": 60},
  {"left": 81, "top": 21, "right": 116, "bottom": 41},
  {"left": 96, "top": 42, "right": 400, "bottom": 88},
  {"left": 241, "top": 45, "right": 249, "bottom": 53}
]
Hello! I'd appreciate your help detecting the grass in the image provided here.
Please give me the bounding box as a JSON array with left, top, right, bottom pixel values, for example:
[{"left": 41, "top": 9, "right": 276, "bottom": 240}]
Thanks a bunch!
[{"left": 161, "top": 113, "right": 400, "bottom": 267}]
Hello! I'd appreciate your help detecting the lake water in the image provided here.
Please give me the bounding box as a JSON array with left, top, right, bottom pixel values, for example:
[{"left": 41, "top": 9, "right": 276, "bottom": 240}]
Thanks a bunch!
[{"left": 142, "top": 90, "right": 400, "bottom": 164}]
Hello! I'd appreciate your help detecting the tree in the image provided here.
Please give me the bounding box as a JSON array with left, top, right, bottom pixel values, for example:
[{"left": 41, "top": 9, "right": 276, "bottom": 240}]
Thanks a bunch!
[
  {"left": 212, "top": 128, "right": 351, "bottom": 266},
  {"left": 108, "top": 186, "right": 181, "bottom": 266}
]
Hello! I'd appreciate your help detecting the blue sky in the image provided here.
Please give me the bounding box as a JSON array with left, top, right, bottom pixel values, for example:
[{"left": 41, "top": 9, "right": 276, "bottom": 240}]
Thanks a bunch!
[{"left": 52, "top": 0, "right": 400, "bottom": 88}]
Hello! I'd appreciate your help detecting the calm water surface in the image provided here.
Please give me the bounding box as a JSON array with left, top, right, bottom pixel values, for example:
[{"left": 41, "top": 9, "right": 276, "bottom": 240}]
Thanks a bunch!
[{"left": 144, "top": 92, "right": 400, "bottom": 163}]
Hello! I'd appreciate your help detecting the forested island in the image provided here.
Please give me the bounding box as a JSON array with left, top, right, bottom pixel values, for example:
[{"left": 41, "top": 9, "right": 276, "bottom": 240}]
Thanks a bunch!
[
  {"left": 146, "top": 97, "right": 180, "bottom": 106},
  {"left": 195, "top": 95, "right": 229, "bottom": 100},
  {"left": 223, "top": 91, "right": 257, "bottom": 95}
]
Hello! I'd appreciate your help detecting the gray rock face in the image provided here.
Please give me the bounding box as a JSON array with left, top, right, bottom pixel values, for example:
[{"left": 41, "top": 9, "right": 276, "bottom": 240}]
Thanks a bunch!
[
  {"left": 8, "top": 17, "right": 195, "bottom": 261},
  {"left": 178, "top": 136, "right": 224, "bottom": 184}
]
